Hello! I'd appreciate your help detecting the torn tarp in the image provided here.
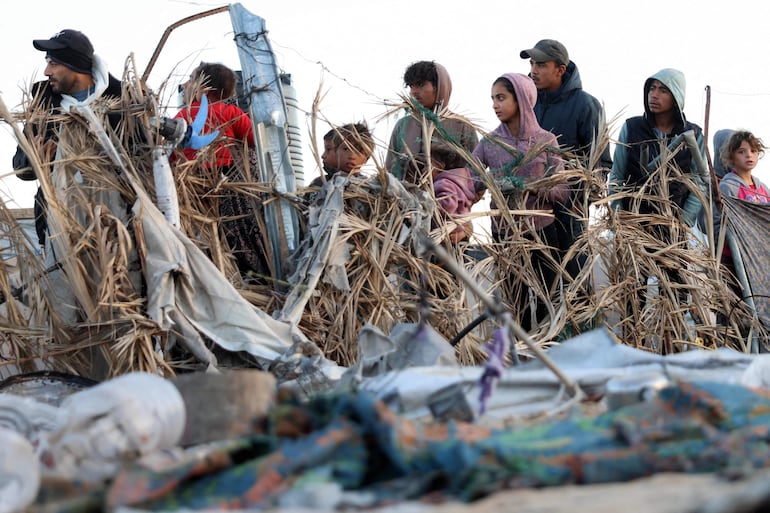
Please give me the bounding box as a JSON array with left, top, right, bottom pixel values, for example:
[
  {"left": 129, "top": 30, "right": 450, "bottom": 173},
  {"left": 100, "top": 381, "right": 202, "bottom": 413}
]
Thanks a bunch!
[
  {"left": 336, "top": 321, "right": 458, "bottom": 390},
  {"left": 135, "top": 194, "right": 312, "bottom": 369},
  {"left": 722, "top": 197, "right": 770, "bottom": 329},
  {"left": 279, "top": 174, "right": 349, "bottom": 325}
]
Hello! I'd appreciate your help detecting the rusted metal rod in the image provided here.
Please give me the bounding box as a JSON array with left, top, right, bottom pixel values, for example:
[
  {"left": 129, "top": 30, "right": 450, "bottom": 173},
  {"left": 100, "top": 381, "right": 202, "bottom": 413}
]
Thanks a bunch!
[{"left": 142, "top": 5, "right": 230, "bottom": 83}]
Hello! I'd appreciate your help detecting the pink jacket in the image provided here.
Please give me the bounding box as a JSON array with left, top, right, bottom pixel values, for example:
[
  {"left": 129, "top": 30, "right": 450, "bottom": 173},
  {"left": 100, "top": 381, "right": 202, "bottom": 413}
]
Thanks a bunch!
[
  {"left": 434, "top": 167, "right": 478, "bottom": 240},
  {"left": 472, "top": 73, "right": 567, "bottom": 232}
]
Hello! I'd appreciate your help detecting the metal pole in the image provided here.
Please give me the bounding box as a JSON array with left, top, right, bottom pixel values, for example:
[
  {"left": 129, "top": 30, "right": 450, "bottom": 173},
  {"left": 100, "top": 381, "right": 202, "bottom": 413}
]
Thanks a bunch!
[
  {"left": 422, "top": 237, "right": 582, "bottom": 398},
  {"left": 229, "top": 3, "right": 301, "bottom": 284},
  {"left": 142, "top": 6, "right": 230, "bottom": 83}
]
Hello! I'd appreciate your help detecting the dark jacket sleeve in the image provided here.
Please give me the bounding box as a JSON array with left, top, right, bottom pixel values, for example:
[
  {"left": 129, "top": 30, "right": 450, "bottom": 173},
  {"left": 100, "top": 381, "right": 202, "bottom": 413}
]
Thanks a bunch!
[
  {"left": 13, "top": 146, "right": 36, "bottom": 180},
  {"left": 578, "top": 94, "right": 613, "bottom": 170},
  {"left": 12, "top": 81, "right": 59, "bottom": 180}
]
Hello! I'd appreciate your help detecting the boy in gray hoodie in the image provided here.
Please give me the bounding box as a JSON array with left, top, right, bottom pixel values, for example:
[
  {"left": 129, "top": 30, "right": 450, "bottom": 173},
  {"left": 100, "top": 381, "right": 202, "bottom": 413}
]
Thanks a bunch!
[
  {"left": 608, "top": 68, "right": 710, "bottom": 344},
  {"left": 609, "top": 68, "right": 709, "bottom": 223}
]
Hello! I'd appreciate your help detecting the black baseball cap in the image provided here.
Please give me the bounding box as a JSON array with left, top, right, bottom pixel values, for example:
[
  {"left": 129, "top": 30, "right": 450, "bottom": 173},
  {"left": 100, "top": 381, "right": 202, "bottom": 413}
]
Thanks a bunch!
[{"left": 33, "top": 29, "right": 94, "bottom": 74}]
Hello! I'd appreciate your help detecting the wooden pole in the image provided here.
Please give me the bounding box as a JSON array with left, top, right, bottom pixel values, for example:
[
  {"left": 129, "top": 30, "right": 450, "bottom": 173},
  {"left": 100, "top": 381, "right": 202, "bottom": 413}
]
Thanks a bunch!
[
  {"left": 703, "top": 85, "right": 721, "bottom": 198},
  {"left": 703, "top": 85, "right": 715, "bottom": 175}
]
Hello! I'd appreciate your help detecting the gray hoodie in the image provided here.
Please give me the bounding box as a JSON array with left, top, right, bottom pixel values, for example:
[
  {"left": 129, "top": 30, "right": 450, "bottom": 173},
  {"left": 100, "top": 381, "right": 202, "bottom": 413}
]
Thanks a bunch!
[{"left": 609, "top": 68, "right": 709, "bottom": 226}]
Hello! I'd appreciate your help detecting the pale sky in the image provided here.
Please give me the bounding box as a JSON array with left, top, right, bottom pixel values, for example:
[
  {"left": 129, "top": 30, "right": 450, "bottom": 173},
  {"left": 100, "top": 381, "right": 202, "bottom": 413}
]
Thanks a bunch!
[{"left": 2, "top": 0, "right": 769, "bottom": 208}]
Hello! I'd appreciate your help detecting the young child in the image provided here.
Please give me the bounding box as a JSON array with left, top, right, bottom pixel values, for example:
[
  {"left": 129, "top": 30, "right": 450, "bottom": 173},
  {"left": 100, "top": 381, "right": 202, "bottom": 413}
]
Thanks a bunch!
[
  {"left": 307, "top": 128, "right": 342, "bottom": 187},
  {"left": 174, "top": 62, "right": 268, "bottom": 280},
  {"left": 175, "top": 62, "right": 255, "bottom": 168},
  {"left": 335, "top": 122, "right": 374, "bottom": 175},
  {"left": 472, "top": 72, "right": 567, "bottom": 330},
  {"left": 309, "top": 123, "right": 374, "bottom": 187},
  {"left": 717, "top": 130, "right": 769, "bottom": 297},
  {"left": 718, "top": 130, "right": 770, "bottom": 202},
  {"left": 321, "top": 128, "right": 340, "bottom": 176}
]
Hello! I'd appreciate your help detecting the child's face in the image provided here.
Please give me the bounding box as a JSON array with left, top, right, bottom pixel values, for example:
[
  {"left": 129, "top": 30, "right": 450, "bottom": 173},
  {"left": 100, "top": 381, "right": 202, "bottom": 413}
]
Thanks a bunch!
[
  {"left": 647, "top": 80, "right": 675, "bottom": 114},
  {"left": 337, "top": 142, "right": 369, "bottom": 173},
  {"left": 321, "top": 138, "right": 339, "bottom": 170},
  {"left": 731, "top": 141, "right": 759, "bottom": 174},
  {"left": 408, "top": 81, "right": 438, "bottom": 109},
  {"left": 491, "top": 82, "right": 519, "bottom": 125},
  {"left": 181, "top": 71, "right": 205, "bottom": 104}
]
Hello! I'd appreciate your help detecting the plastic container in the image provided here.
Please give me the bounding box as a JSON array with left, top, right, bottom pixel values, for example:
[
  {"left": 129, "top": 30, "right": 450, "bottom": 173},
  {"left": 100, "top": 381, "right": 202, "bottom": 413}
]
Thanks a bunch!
[
  {"left": 280, "top": 73, "right": 305, "bottom": 186},
  {"left": 152, "top": 147, "right": 181, "bottom": 228},
  {"left": 0, "top": 370, "right": 98, "bottom": 406}
]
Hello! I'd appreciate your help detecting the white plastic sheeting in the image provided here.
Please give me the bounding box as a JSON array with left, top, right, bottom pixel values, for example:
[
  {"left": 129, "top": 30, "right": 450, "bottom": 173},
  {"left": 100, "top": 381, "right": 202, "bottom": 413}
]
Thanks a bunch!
[
  {"left": 356, "top": 328, "right": 770, "bottom": 421},
  {"left": 135, "top": 193, "right": 312, "bottom": 368}
]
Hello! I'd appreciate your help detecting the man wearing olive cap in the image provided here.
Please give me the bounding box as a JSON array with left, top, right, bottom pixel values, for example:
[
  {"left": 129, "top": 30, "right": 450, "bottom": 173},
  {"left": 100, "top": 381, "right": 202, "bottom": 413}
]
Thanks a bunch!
[
  {"left": 520, "top": 39, "right": 611, "bottom": 295},
  {"left": 13, "top": 29, "right": 122, "bottom": 246}
]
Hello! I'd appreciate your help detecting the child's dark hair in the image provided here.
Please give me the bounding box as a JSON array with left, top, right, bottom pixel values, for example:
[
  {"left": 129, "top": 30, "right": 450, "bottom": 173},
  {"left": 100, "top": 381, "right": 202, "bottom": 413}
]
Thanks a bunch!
[
  {"left": 403, "top": 60, "right": 438, "bottom": 89},
  {"left": 720, "top": 130, "right": 767, "bottom": 168},
  {"left": 195, "top": 62, "right": 237, "bottom": 101},
  {"left": 323, "top": 129, "right": 336, "bottom": 142},
  {"left": 333, "top": 122, "right": 374, "bottom": 156},
  {"left": 493, "top": 76, "right": 517, "bottom": 101}
]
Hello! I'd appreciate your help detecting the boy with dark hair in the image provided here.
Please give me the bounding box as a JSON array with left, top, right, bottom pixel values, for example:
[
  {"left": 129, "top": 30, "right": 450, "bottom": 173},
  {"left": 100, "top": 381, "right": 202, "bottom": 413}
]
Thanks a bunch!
[
  {"left": 194, "top": 62, "right": 237, "bottom": 99},
  {"left": 175, "top": 62, "right": 254, "bottom": 168},
  {"left": 321, "top": 128, "right": 340, "bottom": 176},
  {"left": 175, "top": 62, "right": 267, "bottom": 280},
  {"left": 309, "top": 122, "right": 373, "bottom": 187},
  {"left": 402, "top": 60, "right": 438, "bottom": 94},
  {"left": 609, "top": 68, "right": 710, "bottom": 343},
  {"left": 334, "top": 122, "right": 374, "bottom": 175},
  {"left": 385, "top": 60, "right": 478, "bottom": 186}
]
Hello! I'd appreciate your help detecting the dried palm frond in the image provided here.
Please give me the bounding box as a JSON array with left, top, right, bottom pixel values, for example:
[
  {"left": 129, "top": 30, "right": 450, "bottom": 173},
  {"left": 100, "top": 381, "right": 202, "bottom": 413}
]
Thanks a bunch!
[
  {"left": 293, "top": 94, "right": 591, "bottom": 363},
  {"left": 592, "top": 143, "right": 764, "bottom": 353},
  {"left": 0, "top": 54, "right": 763, "bottom": 384}
]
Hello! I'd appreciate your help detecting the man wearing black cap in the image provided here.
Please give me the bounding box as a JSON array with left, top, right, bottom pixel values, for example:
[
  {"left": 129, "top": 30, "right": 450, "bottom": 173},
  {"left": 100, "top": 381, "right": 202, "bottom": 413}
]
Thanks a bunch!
[
  {"left": 13, "top": 29, "right": 122, "bottom": 246},
  {"left": 520, "top": 39, "right": 611, "bottom": 297},
  {"left": 11, "top": 29, "right": 130, "bottom": 329}
]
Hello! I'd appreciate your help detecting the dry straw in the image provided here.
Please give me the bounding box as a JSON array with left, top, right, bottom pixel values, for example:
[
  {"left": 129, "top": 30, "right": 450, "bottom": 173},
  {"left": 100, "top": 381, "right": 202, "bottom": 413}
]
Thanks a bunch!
[{"left": 0, "top": 64, "right": 762, "bottom": 381}]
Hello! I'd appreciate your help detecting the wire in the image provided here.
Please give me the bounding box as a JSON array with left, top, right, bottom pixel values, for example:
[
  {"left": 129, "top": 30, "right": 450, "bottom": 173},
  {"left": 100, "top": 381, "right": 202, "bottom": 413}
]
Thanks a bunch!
[{"left": 449, "top": 311, "right": 489, "bottom": 347}]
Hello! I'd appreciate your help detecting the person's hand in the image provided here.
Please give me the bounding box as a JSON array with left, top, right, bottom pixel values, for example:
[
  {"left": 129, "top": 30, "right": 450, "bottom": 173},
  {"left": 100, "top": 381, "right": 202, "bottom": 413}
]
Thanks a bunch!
[
  {"left": 495, "top": 177, "right": 519, "bottom": 193},
  {"left": 36, "top": 135, "right": 57, "bottom": 161},
  {"left": 181, "top": 93, "right": 220, "bottom": 150},
  {"left": 448, "top": 224, "right": 469, "bottom": 243}
]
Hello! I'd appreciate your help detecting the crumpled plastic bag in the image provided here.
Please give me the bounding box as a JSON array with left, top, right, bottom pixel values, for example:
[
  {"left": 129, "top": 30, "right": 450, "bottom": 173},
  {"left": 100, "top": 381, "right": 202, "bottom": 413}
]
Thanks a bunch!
[
  {"left": 0, "top": 427, "right": 40, "bottom": 513},
  {"left": 39, "top": 372, "right": 186, "bottom": 482}
]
